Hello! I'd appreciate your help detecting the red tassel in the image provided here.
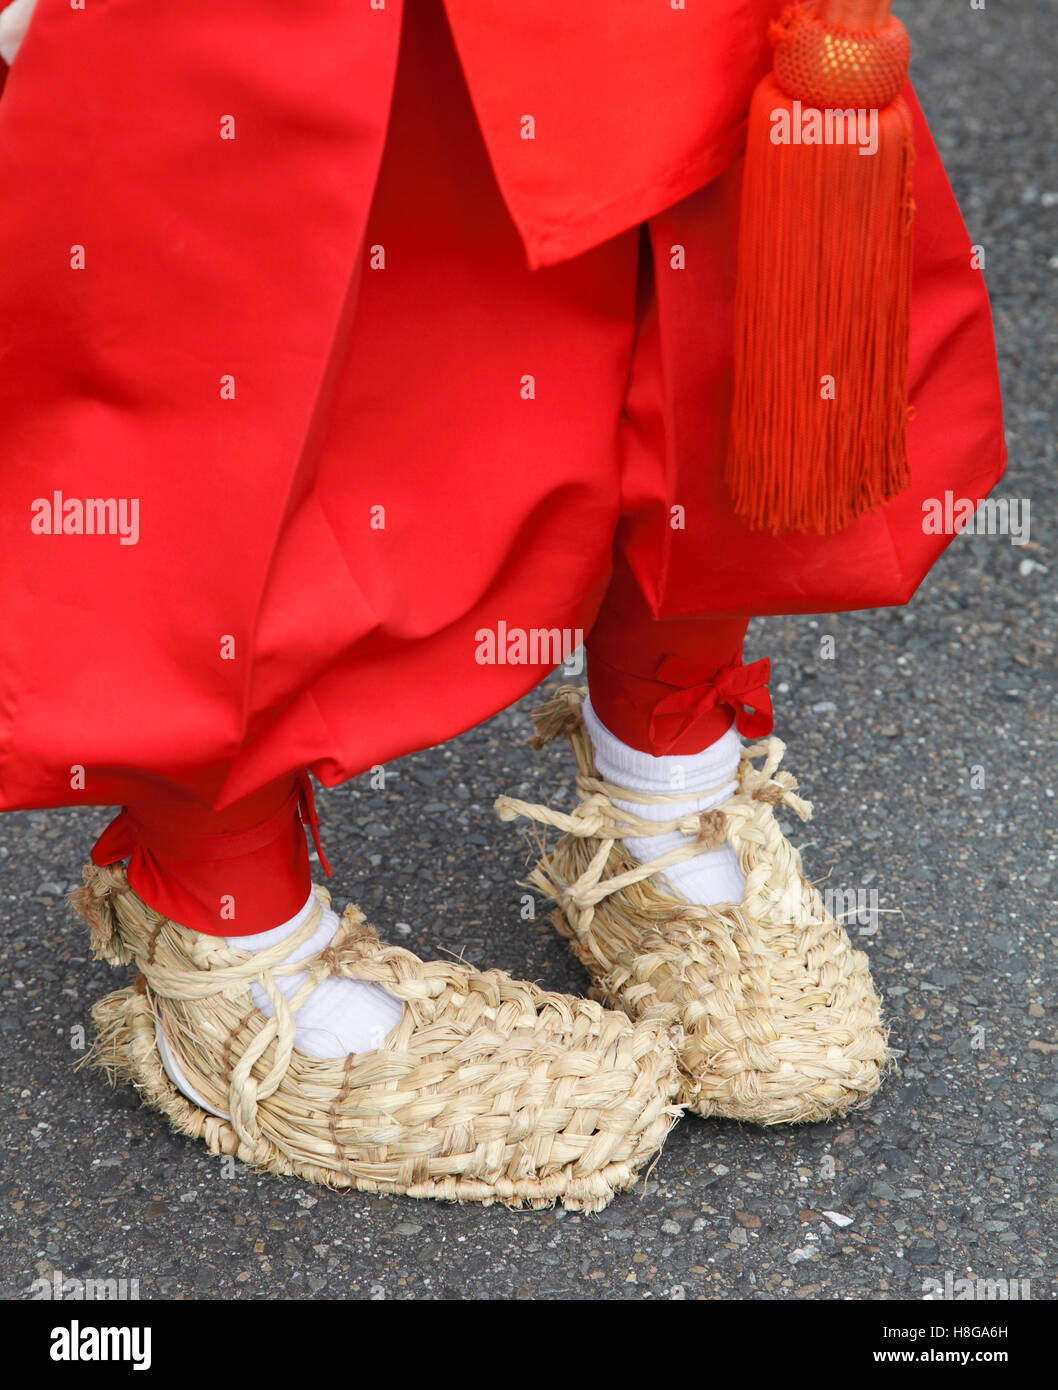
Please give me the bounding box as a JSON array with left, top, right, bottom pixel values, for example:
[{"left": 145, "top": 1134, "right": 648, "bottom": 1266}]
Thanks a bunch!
[{"left": 727, "top": 1, "right": 915, "bottom": 535}]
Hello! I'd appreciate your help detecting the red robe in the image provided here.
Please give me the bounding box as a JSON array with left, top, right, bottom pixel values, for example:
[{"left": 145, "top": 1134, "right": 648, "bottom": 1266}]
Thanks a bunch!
[{"left": 0, "top": 0, "right": 1004, "bottom": 815}]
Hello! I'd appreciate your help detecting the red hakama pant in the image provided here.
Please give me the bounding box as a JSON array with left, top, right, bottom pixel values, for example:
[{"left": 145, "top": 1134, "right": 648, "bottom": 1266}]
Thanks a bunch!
[{"left": 0, "top": 1, "right": 1005, "bottom": 874}]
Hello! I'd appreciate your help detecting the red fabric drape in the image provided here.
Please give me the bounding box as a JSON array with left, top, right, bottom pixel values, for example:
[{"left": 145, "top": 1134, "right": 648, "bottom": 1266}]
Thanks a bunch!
[{"left": 0, "top": 1, "right": 1004, "bottom": 822}]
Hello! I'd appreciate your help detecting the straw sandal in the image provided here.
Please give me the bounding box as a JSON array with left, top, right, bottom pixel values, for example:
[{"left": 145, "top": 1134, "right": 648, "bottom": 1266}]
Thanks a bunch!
[
  {"left": 495, "top": 686, "right": 889, "bottom": 1125},
  {"left": 71, "top": 862, "right": 683, "bottom": 1211}
]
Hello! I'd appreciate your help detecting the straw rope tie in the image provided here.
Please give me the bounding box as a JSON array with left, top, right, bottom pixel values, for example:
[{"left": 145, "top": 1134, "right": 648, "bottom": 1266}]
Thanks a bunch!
[
  {"left": 494, "top": 686, "right": 889, "bottom": 1125},
  {"left": 71, "top": 857, "right": 684, "bottom": 1208},
  {"left": 82, "top": 876, "right": 410, "bottom": 1149},
  {"left": 139, "top": 894, "right": 338, "bottom": 1148},
  {"left": 496, "top": 737, "right": 811, "bottom": 939}
]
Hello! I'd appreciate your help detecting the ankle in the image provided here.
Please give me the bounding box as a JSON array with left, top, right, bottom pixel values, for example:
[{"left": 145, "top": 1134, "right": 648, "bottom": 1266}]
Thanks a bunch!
[
  {"left": 583, "top": 696, "right": 741, "bottom": 807},
  {"left": 89, "top": 774, "right": 322, "bottom": 936}
]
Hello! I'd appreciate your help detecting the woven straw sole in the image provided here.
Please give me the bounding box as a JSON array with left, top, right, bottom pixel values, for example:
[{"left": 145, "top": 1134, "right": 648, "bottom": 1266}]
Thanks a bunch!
[
  {"left": 497, "top": 687, "right": 890, "bottom": 1126},
  {"left": 72, "top": 863, "right": 683, "bottom": 1211}
]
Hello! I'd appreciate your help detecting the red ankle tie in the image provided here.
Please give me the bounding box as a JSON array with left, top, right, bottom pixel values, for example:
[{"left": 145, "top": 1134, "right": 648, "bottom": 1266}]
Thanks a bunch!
[
  {"left": 586, "top": 556, "right": 772, "bottom": 755},
  {"left": 90, "top": 772, "right": 331, "bottom": 936}
]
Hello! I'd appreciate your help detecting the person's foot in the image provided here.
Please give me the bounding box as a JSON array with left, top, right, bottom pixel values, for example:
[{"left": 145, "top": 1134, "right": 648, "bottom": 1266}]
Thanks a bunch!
[
  {"left": 72, "top": 861, "right": 683, "bottom": 1211},
  {"left": 581, "top": 695, "right": 747, "bottom": 907},
  {"left": 153, "top": 889, "right": 404, "bottom": 1118},
  {"left": 496, "top": 685, "right": 889, "bottom": 1126}
]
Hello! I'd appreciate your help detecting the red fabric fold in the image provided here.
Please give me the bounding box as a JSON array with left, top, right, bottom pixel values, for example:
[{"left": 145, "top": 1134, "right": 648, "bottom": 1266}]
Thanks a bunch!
[
  {"left": 649, "top": 653, "right": 774, "bottom": 748},
  {"left": 295, "top": 772, "right": 332, "bottom": 878},
  {"left": 89, "top": 774, "right": 327, "bottom": 936},
  {"left": 0, "top": 0, "right": 1004, "bottom": 820}
]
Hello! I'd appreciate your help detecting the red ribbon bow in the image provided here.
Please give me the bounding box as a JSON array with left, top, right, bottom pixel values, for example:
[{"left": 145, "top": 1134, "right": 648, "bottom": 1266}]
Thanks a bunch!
[{"left": 647, "top": 653, "right": 773, "bottom": 754}]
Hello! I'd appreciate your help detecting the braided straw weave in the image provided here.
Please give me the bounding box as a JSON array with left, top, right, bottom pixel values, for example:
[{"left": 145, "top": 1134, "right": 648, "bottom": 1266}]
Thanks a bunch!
[
  {"left": 495, "top": 687, "right": 889, "bottom": 1125},
  {"left": 71, "top": 862, "right": 683, "bottom": 1211}
]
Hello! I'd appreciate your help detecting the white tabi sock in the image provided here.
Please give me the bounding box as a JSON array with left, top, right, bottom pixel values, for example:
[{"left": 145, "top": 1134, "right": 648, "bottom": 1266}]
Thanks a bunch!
[
  {"left": 156, "top": 891, "right": 403, "bottom": 1118},
  {"left": 582, "top": 695, "right": 746, "bottom": 907}
]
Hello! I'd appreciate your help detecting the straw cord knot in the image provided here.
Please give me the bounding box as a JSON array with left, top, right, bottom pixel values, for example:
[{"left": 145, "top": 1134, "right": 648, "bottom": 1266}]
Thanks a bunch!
[
  {"left": 505, "top": 778, "right": 744, "bottom": 939},
  {"left": 526, "top": 684, "right": 588, "bottom": 749},
  {"left": 754, "top": 783, "right": 785, "bottom": 807},
  {"left": 317, "top": 945, "right": 347, "bottom": 973},
  {"left": 500, "top": 701, "right": 815, "bottom": 940},
  {"left": 695, "top": 809, "right": 727, "bottom": 844}
]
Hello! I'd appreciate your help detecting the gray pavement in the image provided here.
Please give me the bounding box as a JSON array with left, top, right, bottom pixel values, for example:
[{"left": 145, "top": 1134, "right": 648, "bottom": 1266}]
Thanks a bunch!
[{"left": 2, "top": 0, "right": 1055, "bottom": 1300}]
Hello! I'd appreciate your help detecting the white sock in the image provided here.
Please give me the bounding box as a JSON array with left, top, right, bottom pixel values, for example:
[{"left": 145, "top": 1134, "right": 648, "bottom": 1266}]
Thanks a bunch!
[
  {"left": 582, "top": 696, "right": 745, "bottom": 906},
  {"left": 156, "top": 891, "right": 403, "bottom": 1117}
]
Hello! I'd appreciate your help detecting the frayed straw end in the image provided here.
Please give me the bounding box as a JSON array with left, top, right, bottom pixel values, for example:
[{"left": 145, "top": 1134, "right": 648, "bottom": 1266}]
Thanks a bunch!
[
  {"left": 526, "top": 685, "right": 587, "bottom": 749},
  {"left": 79, "top": 985, "right": 149, "bottom": 1086},
  {"left": 68, "top": 863, "right": 135, "bottom": 967}
]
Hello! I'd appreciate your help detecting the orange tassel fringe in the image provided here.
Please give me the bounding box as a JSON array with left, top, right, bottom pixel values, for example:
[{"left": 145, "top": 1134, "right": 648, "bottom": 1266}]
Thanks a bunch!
[{"left": 727, "top": 4, "right": 916, "bottom": 535}]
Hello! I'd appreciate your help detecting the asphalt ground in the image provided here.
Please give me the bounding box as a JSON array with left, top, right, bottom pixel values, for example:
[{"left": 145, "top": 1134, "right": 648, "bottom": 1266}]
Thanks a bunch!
[{"left": 1, "top": 0, "right": 1055, "bottom": 1303}]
